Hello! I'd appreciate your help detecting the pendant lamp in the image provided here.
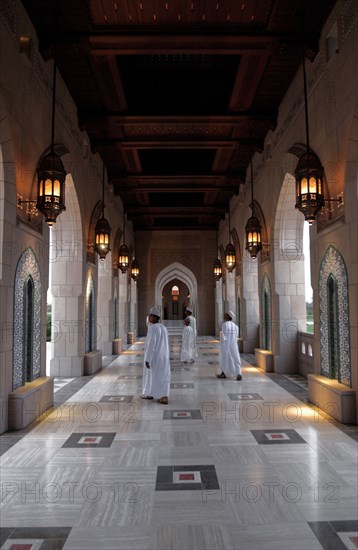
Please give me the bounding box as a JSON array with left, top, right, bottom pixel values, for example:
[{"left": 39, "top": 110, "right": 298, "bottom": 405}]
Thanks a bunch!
[
  {"left": 245, "top": 157, "right": 262, "bottom": 259},
  {"left": 118, "top": 209, "right": 129, "bottom": 273},
  {"left": 294, "top": 37, "right": 324, "bottom": 224},
  {"left": 131, "top": 234, "right": 140, "bottom": 282},
  {"left": 224, "top": 209, "right": 236, "bottom": 272},
  {"left": 213, "top": 231, "right": 222, "bottom": 281},
  {"left": 94, "top": 162, "right": 111, "bottom": 261},
  {"left": 36, "top": 54, "right": 66, "bottom": 225}
]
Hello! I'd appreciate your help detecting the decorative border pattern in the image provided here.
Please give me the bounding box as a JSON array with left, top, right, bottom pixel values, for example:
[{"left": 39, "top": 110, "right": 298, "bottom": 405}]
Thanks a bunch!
[
  {"left": 319, "top": 246, "right": 351, "bottom": 386},
  {"left": 13, "top": 247, "right": 41, "bottom": 389}
]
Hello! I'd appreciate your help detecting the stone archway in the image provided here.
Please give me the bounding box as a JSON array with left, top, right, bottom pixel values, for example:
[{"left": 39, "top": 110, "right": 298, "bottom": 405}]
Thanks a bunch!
[
  {"left": 155, "top": 262, "right": 198, "bottom": 322},
  {"left": 272, "top": 164, "right": 307, "bottom": 372}
]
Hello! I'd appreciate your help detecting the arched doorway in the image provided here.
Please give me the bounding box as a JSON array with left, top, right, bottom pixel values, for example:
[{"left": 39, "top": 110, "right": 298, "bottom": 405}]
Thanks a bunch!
[
  {"left": 162, "top": 279, "right": 190, "bottom": 320},
  {"left": 155, "top": 262, "right": 198, "bottom": 330}
]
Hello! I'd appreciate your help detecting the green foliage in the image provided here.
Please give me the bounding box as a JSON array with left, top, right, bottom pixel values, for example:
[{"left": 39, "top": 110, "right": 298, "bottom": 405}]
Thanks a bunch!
[{"left": 306, "top": 301, "right": 314, "bottom": 333}]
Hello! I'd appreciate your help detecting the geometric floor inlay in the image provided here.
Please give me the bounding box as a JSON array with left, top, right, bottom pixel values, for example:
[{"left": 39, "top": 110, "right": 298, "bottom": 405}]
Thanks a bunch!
[
  {"left": 0, "top": 527, "right": 71, "bottom": 549},
  {"left": 99, "top": 395, "right": 134, "bottom": 402},
  {"left": 163, "top": 409, "right": 203, "bottom": 420},
  {"left": 250, "top": 429, "right": 307, "bottom": 445},
  {"left": 308, "top": 520, "right": 358, "bottom": 550},
  {"left": 61, "top": 432, "right": 116, "bottom": 448},
  {"left": 155, "top": 465, "right": 220, "bottom": 491},
  {"left": 228, "top": 393, "right": 263, "bottom": 401}
]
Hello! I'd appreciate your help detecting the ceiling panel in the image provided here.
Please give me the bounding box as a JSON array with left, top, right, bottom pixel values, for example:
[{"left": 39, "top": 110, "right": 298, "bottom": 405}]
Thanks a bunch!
[{"left": 23, "top": 0, "right": 336, "bottom": 230}]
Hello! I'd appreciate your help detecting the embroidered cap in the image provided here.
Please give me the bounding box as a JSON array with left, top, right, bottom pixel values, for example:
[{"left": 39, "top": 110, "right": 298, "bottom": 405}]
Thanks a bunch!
[
  {"left": 149, "top": 307, "right": 161, "bottom": 317},
  {"left": 227, "top": 310, "right": 235, "bottom": 320}
]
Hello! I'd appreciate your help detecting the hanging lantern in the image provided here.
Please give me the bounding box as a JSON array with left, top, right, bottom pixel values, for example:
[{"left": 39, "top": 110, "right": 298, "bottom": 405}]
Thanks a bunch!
[
  {"left": 213, "top": 257, "right": 222, "bottom": 281},
  {"left": 294, "top": 38, "right": 325, "bottom": 225},
  {"left": 118, "top": 210, "right": 129, "bottom": 273},
  {"left": 295, "top": 151, "right": 324, "bottom": 225},
  {"left": 95, "top": 163, "right": 111, "bottom": 261},
  {"left": 245, "top": 214, "right": 262, "bottom": 259},
  {"left": 118, "top": 243, "right": 129, "bottom": 273},
  {"left": 224, "top": 209, "right": 236, "bottom": 273},
  {"left": 37, "top": 151, "right": 66, "bottom": 225},
  {"left": 95, "top": 217, "right": 111, "bottom": 261},
  {"left": 224, "top": 243, "right": 236, "bottom": 272},
  {"left": 131, "top": 258, "right": 140, "bottom": 282},
  {"left": 245, "top": 157, "right": 262, "bottom": 259},
  {"left": 36, "top": 57, "right": 66, "bottom": 225}
]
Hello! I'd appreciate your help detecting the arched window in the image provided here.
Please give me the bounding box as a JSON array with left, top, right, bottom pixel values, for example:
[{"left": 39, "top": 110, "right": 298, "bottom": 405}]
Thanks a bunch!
[
  {"left": 301, "top": 342, "right": 306, "bottom": 354},
  {"left": 24, "top": 276, "right": 35, "bottom": 382},
  {"left": 319, "top": 246, "right": 350, "bottom": 386},
  {"left": 13, "top": 247, "right": 41, "bottom": 389},
  {"left": 172, "top": 285, "right": 179, "bottom": 316},
  {"left": 172, "top": 285, "right": 179, "bottom": 300},
  {"left": 307, "top": 344, "right": 313, "bottom": 357},
  {"left": 327, "top": 275, "right": 340, "bottom": 380}
]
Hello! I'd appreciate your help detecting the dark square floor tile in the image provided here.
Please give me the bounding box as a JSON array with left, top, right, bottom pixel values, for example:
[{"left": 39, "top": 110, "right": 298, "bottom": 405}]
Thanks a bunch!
[
  {"left": 228, "top": 393, "right": 263, "bottom": 401},
  {"left": 163, "top": 409, "right": 202, "bottom": 420},
  {"left": 155, "top": 464, "right": 219, "bottom": 491},
  {"left": 308, "top": 521, "right": 358, "bottom": 550},
  {"left": 99, "top": 395, "right": 134, "bottom": 403},
  {"left": 250, "top": 429, "right": 307, "bottom": 444},
  {"left": 1, "top": 527, "right": 72, "bottom": 550},
  {"left": 62, "top": 432, "right": 116, "bottom": 448}
]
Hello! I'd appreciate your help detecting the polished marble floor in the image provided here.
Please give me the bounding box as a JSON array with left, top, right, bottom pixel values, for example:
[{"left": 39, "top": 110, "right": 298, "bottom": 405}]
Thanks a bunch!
[{"left": 0, "top": 336, "right": 357, "bottom": 549}]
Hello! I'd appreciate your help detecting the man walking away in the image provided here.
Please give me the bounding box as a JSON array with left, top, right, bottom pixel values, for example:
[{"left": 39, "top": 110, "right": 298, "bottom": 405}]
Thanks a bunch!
[
  {"left": 216, "top": 310, "right": 242, "bottom": 381},
  {"left": 144, "top": 307, "right": 171, "bottom": 404},
  {"left": 181, "top": 317, "right": 195, "bottom": 363}
]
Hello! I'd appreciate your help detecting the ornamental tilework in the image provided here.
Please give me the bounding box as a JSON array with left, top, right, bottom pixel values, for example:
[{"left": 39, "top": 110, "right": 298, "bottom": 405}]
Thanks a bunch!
[
  {"left": 13, "top": 247, "right": 42, "bottom": 389},
  {"left": 319, "top": 246, "right": 351, "bottom": 386},
  {"left": 261, "top": 273, "right": 272, "bottom": 351}
]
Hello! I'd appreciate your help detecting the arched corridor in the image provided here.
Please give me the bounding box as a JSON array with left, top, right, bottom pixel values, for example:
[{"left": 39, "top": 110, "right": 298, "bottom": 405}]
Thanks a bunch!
[{"left": 1, "top": 1, "right": 357, "bottom": 548}]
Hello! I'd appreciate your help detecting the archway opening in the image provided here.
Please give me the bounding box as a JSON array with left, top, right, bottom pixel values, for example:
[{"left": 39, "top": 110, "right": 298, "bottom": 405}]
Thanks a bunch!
[{"left": 162, "top": 280, "right": 189, "bottom": 321}]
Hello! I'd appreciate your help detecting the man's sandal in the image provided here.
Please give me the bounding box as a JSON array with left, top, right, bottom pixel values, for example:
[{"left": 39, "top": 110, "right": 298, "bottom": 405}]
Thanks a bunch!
[
  {"left": 216, "top": 372, "right": 226, "bottom": 379},
  {"left": 157, "top": 397, "right": 169, "bottom": 404}
]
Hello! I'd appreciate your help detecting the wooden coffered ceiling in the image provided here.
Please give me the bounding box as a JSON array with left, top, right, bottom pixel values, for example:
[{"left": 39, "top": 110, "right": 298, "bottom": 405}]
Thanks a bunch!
[{"left": 23, "top": 0, "right": 335, "bottom": 230}]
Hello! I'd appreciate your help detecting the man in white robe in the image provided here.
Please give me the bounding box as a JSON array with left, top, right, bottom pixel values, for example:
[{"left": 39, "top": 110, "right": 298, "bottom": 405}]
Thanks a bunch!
[
  {"left": 181, "top": 318, "right": 195, "bottom": 363},
  {"left": 141, "top": 315, "right": 153, "bottom": 399},
  {"left": 217, "top": 310, "right": 242, "bottom": 380},
  {"left": 144, "top": 307, "right": 171, "bottom": 404},
  {"left": 185, "top": 307, "right": 198, "bottom": 358}
]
